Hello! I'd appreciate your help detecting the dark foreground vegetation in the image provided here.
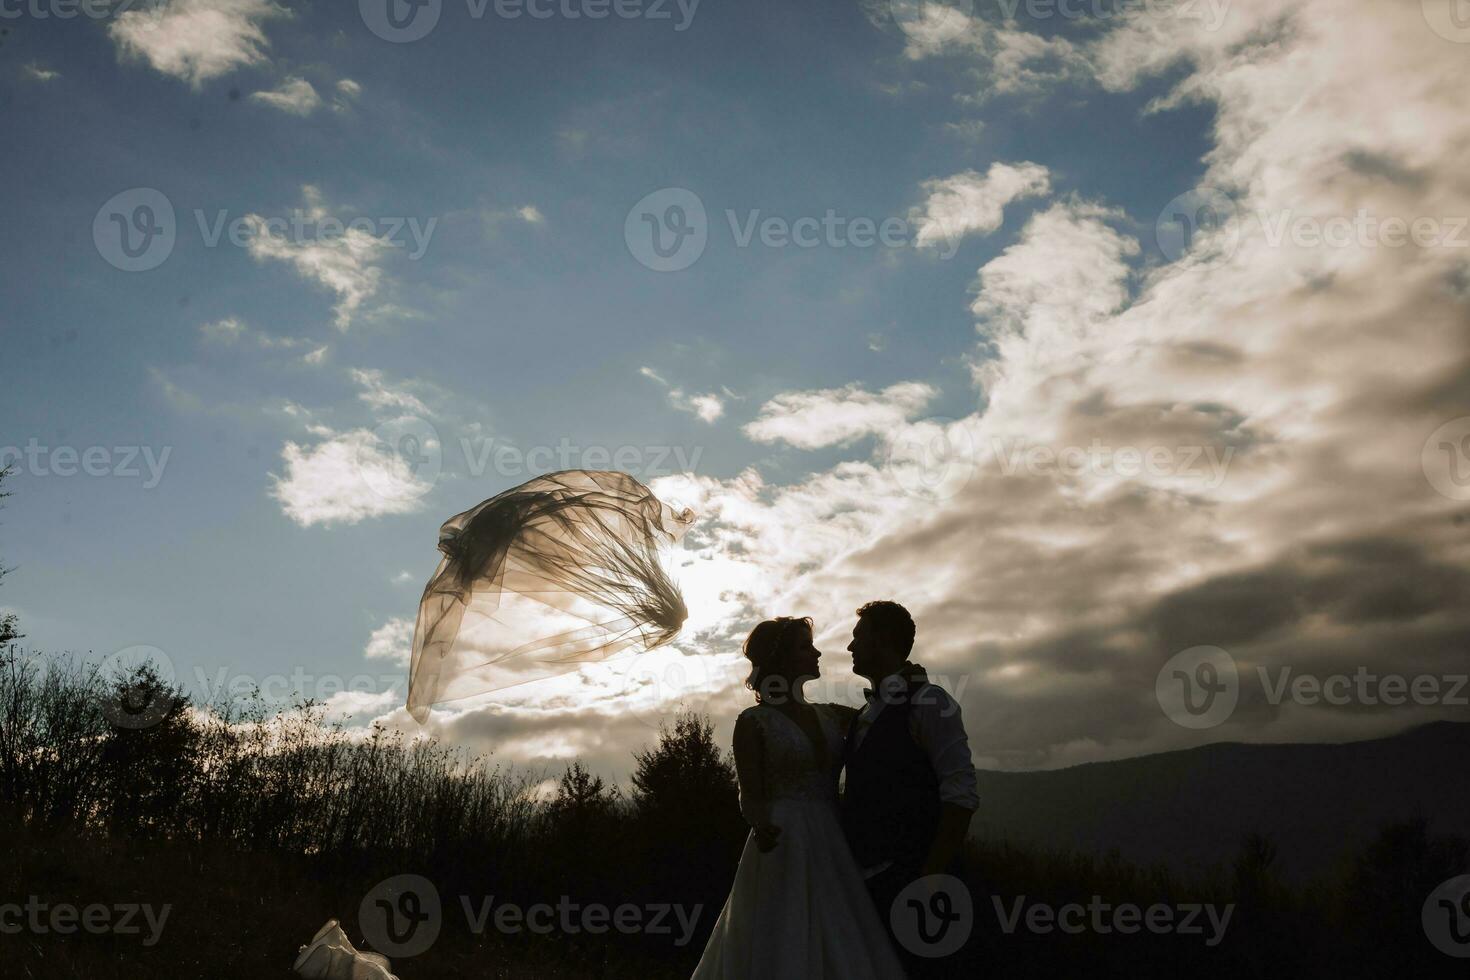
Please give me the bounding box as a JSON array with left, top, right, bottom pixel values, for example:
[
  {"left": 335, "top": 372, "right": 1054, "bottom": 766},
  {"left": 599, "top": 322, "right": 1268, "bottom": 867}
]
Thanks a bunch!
[{"left": 2, "top": 649, "right": 1467, "bottom": 979}]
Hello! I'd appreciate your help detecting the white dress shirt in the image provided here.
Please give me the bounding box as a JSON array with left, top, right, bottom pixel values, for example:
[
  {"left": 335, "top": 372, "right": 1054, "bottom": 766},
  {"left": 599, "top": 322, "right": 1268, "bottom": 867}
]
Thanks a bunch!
[
  {"left": 848, "top": 671, "right": 978, "bottom": 879},
  {"left": 850, "top": 671, "right": 980, "bottom": 810}
]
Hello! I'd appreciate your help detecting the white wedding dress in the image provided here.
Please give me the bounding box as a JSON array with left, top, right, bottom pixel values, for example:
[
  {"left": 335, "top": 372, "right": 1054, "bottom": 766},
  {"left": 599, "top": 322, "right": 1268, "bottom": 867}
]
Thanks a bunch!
[{"left": 691, "top": 702, "right": 906, "bottom": 979}]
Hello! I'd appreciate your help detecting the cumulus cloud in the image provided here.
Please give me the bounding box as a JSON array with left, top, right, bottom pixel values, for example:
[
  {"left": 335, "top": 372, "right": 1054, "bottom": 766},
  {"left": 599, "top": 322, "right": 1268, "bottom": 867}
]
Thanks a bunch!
[
  {"left": 250, "top": 77, "right": 321, "bottom": 115},
  {"left": 270, "top": 427, "right": 433, "bottom": 527},
  {"left": 743, "top": 381, "right": 937, "bottom": 449},
  {"left": 108, "top": 0, "right": 285, "bottom": 88},
  {"left": 23, "top": 63, "right": 60, "bottom": 82},
  {"left": 912, "top": 161, "right": 1052, "bottom": 249},
  {"left": 270, "top": 369, "right": 440, "bottom": 527},
  {"left": 365, "top": 617, "right": 415, "bottom": 665}
]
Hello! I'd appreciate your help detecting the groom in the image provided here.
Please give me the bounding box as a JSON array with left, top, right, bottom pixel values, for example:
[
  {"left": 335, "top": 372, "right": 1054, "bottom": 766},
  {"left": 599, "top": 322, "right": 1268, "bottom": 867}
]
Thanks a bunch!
[{"left": 841, "top": 600, "right": 977, "bottom": 969}]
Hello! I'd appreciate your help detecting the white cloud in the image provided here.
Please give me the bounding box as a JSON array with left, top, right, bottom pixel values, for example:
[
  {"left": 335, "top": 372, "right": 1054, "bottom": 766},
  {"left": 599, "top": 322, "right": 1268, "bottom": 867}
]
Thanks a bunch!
[
  {"left": 483, "top": 204, "right": 548, "bottom": 234},
  {"left": 199, "top": 316, "right": 311, "bottom": 350},
  {"left": 108, "top": 0, "right": 285, "bottom": 88},
  {"left": 893, "top": 4, "right": 1085, "bottom": 96},
  {"left": 365, "top": 617, "right": 415, "bottom": 665},
  {"left": 969, "top": 199, "right": 1138, "bottom": 348},
  {"left": 350, "top": 368, "right": 430, "bottom": 416},
  {"left": 200, "top": 316, "right": 247, "bottom": 343},
  {"left": 912, "top": 162, "right": 1052, "bottom": 249},
  {"left": 682, "top": 393, "right": 726, "bottom": 423},
  {"left": 23, "top": 63, "right": 59, "bottom": 82},
  {"left": 268, "top": 367, "right": 447, "bottom": 526},
  {"left": 271, "top": 428, "right": 432, "bottom": 527},
  {"left": 941, "top": 119, "right": 986, "bottom": 143},
  {"left": 640, "top": 366, "right": 726, "bottom": 423},
  {"left": 743, "top": 381, "right": 937, "bottom": 449},
  {"left": 250, "top": 77, "right": 321, "bottom": 115},
  {"left": 332, "top": 78, "right": 362, "bottom": 113},
  {"left": 243, "top": 186, "right": 390, "bottom": 330}
]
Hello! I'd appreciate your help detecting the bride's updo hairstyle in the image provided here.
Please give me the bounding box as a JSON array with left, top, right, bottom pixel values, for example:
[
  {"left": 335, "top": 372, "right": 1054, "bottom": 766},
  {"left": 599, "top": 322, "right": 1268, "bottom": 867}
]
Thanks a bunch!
[{"left": 743, "top": 616, "right": 812, "bottom": 703}]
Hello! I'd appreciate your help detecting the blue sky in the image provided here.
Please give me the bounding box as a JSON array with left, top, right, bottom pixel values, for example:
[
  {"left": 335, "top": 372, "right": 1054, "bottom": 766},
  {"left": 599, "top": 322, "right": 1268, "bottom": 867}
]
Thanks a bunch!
[{"left": 4, "top": 0, "right": 1468, "bottom": 779}]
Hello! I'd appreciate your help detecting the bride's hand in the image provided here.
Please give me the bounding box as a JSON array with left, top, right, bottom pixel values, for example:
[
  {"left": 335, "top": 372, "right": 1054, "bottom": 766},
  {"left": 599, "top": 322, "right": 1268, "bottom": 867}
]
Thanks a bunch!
[{"left": 754, "top": 824, "right": 782, "bottom": 852}]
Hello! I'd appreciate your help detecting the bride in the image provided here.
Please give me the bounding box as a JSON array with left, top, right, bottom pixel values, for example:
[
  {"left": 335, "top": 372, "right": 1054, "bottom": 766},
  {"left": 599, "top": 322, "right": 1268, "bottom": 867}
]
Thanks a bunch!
[{"left": 692, "top": 617, "right": 906, "bottom": 979}]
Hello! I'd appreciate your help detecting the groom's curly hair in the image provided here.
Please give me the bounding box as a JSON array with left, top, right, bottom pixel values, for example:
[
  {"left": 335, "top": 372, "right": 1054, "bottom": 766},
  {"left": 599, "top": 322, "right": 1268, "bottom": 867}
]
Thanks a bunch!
[{"left": 856, "top": 600, "right": 915, "bottom": 658}]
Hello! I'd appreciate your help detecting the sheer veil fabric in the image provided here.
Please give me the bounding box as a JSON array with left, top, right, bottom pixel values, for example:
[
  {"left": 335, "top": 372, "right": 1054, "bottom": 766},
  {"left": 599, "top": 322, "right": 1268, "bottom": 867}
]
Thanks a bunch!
[{"left": 407, "top": 470, "right": 695, "bottom": 723}]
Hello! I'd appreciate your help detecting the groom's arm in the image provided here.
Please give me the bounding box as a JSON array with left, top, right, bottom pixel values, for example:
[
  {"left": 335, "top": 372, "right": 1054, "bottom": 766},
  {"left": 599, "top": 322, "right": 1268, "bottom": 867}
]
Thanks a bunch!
[
  {"left": 923, "top": 804, "right": 974, "bottom": 878},
  {"left": 911, "top": 686, "right": 978, "bottom": 877}
]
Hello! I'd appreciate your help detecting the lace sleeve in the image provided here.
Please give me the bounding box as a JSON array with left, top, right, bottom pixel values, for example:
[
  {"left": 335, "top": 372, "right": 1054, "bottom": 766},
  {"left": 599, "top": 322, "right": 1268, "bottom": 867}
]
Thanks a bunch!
[{"left": 732, "top": 709, "right": 770, "bottom": 827}]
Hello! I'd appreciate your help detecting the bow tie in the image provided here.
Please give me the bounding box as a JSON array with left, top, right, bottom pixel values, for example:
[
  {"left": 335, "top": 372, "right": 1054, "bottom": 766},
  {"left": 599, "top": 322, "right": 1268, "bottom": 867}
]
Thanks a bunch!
[{"left": 863, "top": 663, "right": 929, "bottom": 704}]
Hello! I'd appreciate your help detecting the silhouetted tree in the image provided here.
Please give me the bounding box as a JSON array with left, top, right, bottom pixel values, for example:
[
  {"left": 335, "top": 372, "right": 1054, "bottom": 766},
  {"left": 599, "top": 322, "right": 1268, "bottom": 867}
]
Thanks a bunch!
[
  {"left": 630, "top": 712, "right": 737, "bottom": 816},
  {"left": 1343, "top": 816, "right": 1470, "bottom": 975},
  {"left": 549, "top": 760, "right": 622, "bottom": 824},
  {"left": 629, "top": 712, "right": 744, "bottom": 919},
  {"left": 0, "top": 465, "right": 19, "bottom": 646},
  {"left": 540, "top": 761, "right": 626, "bottom": 896},
  {"left": 97, "top": 660, "right": 197, "bottom": 837}
]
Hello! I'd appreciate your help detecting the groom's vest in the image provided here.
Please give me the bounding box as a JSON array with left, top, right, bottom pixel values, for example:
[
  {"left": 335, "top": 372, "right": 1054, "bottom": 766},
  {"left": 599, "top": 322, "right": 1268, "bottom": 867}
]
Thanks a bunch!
[{"left": 841, "top": 678, "right": 942, "bottom": 872}]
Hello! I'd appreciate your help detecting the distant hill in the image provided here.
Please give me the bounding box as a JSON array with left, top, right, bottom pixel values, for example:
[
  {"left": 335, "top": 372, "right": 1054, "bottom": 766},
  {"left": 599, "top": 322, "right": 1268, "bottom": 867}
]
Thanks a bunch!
[{"left": 971, "top": 721, "right": 1470, "bottom": 880}]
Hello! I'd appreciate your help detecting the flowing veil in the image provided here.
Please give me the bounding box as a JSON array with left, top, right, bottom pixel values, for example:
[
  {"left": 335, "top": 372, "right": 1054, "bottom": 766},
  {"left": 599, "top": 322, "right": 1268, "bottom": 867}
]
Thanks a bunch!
[{"left": 406, "top": 470, "right": 695, "bottom": 722}]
